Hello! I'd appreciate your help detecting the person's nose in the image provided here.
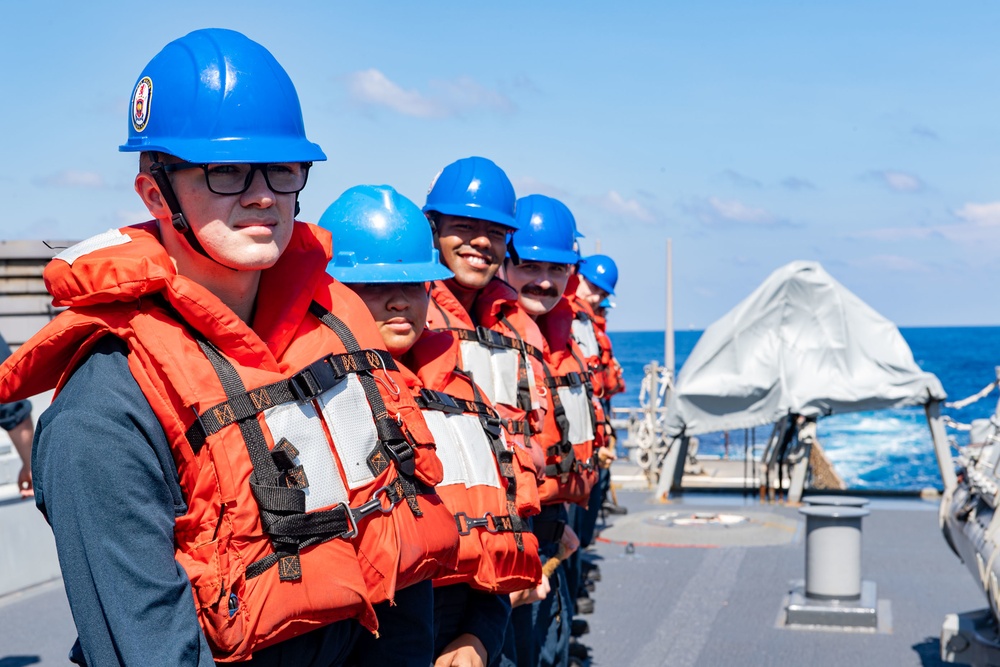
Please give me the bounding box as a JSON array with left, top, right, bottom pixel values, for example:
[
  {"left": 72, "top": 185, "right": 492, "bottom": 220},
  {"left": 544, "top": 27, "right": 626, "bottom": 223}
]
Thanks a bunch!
[
  {"left": 386, "top": 287, "right": 411, "bottom": 312},
  {"left": 240, "top": 168, "right": 276, "bottom": 209}
]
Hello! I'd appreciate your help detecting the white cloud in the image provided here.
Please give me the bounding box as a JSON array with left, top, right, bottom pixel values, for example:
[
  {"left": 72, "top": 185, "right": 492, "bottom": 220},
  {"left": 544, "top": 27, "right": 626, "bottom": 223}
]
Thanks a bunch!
[
  {"left": 346, "top": 69, "right": 442, "bottom": 118},
  {"left": 857, "top": 200, "right": 1000, "bottom": 246},
  {"left": 34, "top": 170, "right": 106, "bottom": 189},
  {"left": 954, "top": 202, "right": 1000, "bottom": 227},
  {"left": 694, "top": 196, "right": 787, "bottom": 227},
  {"left": 867, "top": 169, "right": 925, "bottom": 193},
  {"left": 345, "top": 69, "right": 514, "bottom": 118},
  {"left": 593, "top": 190, "right": 656, "bottom": 223}
]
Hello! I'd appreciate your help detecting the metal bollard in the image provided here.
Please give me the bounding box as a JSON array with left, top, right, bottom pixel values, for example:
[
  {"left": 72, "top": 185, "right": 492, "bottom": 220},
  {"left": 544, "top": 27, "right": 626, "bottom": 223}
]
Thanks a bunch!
[
  {"left": 802, "top": 495, "right": 870, "bottom": 508},
  {"left": 799, "top": 505, "right": 869, "bottom": 600}
]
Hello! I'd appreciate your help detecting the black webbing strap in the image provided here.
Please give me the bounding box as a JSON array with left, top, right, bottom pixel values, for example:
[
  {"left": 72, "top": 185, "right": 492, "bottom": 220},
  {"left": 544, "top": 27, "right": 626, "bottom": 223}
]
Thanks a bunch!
[
  {"left": 536, "top": 358, "right": 577, "bottom": 478},
  {"left": 186, "top": 349, "right": 397, "bottom": 454},
  {"left": 451, "top": 370, "right": 526, "bottom": 551},
  {"left": 245, "top": 480, "right": 406, "bottom": 580},
  {"left": 196, "top": 340, "right": 364, "bottom": 582},
  {"left": 543, "top": 372, "right": 585, "bottom": 389},
  {"left": 501, "top": 418, "right": 529, "bottom": 436},
  {"left": 416, "top": 388, "right": 493, "bottom": 419},
  {"left": 308, "top": 302, "right": 423, "bottom": 514}
]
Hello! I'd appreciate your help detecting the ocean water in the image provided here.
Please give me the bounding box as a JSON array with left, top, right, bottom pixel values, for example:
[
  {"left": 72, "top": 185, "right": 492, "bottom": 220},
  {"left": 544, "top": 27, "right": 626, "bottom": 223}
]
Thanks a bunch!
[{"left": 607, "top": 327, "right": 1000, "bottom": 491}]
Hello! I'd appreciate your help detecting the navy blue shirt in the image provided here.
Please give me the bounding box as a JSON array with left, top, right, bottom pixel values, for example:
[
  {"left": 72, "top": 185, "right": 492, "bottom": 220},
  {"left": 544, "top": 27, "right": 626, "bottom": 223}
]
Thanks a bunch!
[
  {"left": 0, "top": 333, "right": 31, "bottom": 430},
  {"left": 34, "top": 337, "right": 358, "bottom": 666}
]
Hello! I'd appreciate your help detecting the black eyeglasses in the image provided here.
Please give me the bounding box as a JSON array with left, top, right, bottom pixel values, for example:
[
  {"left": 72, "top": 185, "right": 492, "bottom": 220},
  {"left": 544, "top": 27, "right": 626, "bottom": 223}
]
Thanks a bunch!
[{"left": 158, "top": 161, "right": 312, "bottom": 195}]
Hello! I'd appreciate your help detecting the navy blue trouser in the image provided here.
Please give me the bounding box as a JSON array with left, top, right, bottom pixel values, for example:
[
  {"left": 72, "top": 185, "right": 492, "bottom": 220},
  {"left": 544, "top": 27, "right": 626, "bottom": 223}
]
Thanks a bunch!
[
  {"left": 498, "top": 536, "right": 571, "bottom": 667},
  {"left": 349, "top": 580, "right": 434, "bottom": 667}
]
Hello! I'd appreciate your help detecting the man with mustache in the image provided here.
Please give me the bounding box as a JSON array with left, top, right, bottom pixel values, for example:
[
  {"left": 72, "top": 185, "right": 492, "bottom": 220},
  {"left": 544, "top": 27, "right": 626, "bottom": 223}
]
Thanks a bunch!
[
  {"left": 500, "top": 195, "right": 605, "bottom": 667},
  {"left": 0, "top": 29, "right": 456, "bottom": 666}
]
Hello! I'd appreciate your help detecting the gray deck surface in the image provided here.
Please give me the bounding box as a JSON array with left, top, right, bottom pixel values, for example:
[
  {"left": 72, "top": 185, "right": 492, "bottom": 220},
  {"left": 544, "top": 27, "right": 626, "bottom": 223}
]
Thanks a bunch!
[{"left": 0, "top": 477, "right": 989, "bottom": 665}]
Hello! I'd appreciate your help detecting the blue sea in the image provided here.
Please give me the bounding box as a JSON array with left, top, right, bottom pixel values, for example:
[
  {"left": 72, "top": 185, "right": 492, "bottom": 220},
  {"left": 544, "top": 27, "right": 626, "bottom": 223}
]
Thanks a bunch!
[{"left": 607, "top": 327, "right": 1000, "bottom": 491}]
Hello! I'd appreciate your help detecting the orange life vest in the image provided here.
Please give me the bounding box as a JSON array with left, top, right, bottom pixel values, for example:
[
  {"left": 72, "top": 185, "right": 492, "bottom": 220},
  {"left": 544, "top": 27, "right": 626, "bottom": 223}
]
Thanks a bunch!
[
  {"left": 0, "top": 223, "right": 459, "bottom": 661},
  {"left": 534, "top": 298, "right": 604, "bottom": 505},
  {"left": 426, "top": 279, "right": 547, "bottom": 475},
  {"left": 401, "top": 330, "right": 542, "bottom": 594}
]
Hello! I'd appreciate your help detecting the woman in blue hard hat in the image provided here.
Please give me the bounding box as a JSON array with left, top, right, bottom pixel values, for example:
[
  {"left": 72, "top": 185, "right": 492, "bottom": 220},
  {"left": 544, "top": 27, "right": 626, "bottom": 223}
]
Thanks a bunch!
[
  {"left": 319, "top": 185, "right": 545, "bottom": 667},
  {"left": 0, "top": 29, "right": 456, "bottom": 667}
]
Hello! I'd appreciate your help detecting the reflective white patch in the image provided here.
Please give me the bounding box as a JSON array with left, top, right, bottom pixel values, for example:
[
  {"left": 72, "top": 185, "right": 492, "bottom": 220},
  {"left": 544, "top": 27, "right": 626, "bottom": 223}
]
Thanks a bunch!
[
  {"left": 422, "top": 410, "right": 501, "bottom": 489},
  {"left": 557, "top": 386, "right": 596, "bottom": 445},
  {"left": 262, "top": 400, "right": 348, "bottom": 512},
  {"left": 458, "top": 340, "right": 521, "bottom": 408},
  {"left": 54, "top": 229, "right": 132, "bottom": 266},
  {"left": 571, "top": 318, "right": 602, "bottom": 359},
  {"left": 318, "top": 374, "right": 379, "bottom": 489}
]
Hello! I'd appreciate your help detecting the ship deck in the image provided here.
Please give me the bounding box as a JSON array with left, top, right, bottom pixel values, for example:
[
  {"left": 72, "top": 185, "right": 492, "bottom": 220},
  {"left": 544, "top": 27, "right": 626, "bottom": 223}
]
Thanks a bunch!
[{"left": 0, "top": 460, "right": 988, "bottom": 666}]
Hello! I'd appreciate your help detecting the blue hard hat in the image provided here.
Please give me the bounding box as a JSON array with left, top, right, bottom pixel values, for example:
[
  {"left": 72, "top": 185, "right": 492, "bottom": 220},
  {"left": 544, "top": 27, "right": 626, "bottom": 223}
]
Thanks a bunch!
[
  {"left": 551, "top": 198, "right": 585, "bottom": 239},
  {"left": 318, "top": 185, "right": 454, "bottom": 284},
  {"left": 578, "top": 254, "right": 619, "bottom": 295},
  {"left": 120, "top": 28, "right": 326, "bottom": 164},
  {"left": 423, "top": 156, "right": 518, "bottom": 229},
  {"left": 510, "top": 195, "right": 581, "bottom": 265}
]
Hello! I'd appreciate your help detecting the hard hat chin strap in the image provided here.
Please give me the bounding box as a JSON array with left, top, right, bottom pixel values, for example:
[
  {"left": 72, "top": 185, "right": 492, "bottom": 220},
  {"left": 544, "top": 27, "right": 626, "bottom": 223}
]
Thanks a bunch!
[
  {"left": 506, "top": 234, "right": 521, "bottom": 266},
  {"left": 150, "top": 160, "right": 236, "bottom": 272}
]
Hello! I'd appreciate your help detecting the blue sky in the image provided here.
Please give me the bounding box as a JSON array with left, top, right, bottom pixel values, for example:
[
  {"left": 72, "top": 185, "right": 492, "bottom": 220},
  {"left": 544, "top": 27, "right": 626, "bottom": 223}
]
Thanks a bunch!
[{"left": 2, "top": 1, "right": 999, "bottom": 331}]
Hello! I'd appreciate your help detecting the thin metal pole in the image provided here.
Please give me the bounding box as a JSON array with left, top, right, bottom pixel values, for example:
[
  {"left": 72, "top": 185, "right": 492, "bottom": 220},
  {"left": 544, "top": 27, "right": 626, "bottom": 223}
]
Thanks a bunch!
[{"left": 665, "top": 239, "right": 675, "bottom": 377}]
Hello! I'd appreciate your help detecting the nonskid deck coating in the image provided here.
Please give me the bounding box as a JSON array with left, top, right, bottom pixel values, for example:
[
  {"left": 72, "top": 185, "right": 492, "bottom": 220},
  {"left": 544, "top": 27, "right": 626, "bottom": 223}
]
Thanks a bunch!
[{"left": 0, "top": 470, "right": 988, "bottom": 666}]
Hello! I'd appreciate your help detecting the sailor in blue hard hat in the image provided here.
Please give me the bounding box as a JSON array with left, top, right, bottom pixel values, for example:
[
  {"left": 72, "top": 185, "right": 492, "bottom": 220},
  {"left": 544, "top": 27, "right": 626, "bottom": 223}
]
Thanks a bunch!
[
  {"left": 423, "top": 156, "right": 521, "bottom": 313},
  {"left": 503, "top": 194, "right": 581, "bottom": 317},
  {"left": 17, "top": 28, "right": 409, "bottom": 667},
  {"left": 321, "top": 185, "right": 453, "bottom": 355},
  {"left": 576, "top": 254, "right": 619, "bottom": 311},
  {"left": 123, "top": 28, "right": 325, "bottom": 278}
]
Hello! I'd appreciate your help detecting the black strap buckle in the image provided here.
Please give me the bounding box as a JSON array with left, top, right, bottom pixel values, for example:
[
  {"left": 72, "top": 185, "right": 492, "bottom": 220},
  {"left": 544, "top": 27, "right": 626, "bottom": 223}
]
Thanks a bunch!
[
  {"left": 351, "top": 485, "right": 396, "bottom": 524},
  {"left": 480, "top": 415, "right": 503, "bottom": 439},
  {"left": 419, "top": 389, "right": 464, "bottom": 414},
  {"left": 476, "top": 326, "right": 511, "bottom": 350},
  {"left": 455, "top": 511, "right": 497, "bottom": 535}
]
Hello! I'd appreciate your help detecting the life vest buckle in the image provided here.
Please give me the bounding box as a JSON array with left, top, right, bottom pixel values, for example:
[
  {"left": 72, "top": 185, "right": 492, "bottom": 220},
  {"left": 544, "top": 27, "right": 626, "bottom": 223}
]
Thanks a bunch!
[
  {"left": 454, "top": 511, "right": 495, "bottom": 535},
  {"left": 289, "top": 364, "right": 323, "bottom": 401},
  {"left": 419, "top": 388, "right": 464, "bottom": 414},
  {"left": 475, "top": 326, "right": 508, "bottom": 350},
  {"left": 354, "top": 484, "right": 396, "bottom": 520},
  {"left": 480, "top": 415, "right": 503, "bottom": 439}
]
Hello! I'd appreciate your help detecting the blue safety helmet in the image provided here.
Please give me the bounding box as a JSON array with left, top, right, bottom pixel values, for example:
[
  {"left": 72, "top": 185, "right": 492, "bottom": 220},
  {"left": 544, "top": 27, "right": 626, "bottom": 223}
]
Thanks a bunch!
[
  {"left": 120, "top": 28, "right": 326, "bottom": 164},
  {"left": 578, "top": 254, "right": 619, "bottom": 295},
  {"left": 319, "top": 185, "right": 454, "bottom": 284},
  {"left": 509, "top": 195, "right": 581, "bottom": 265},
  {"left": 551, "top": 198, "right": 585, "bottom": 239},
  {"left": 423, "top": 156, "right": 519, "bottom": 229}
]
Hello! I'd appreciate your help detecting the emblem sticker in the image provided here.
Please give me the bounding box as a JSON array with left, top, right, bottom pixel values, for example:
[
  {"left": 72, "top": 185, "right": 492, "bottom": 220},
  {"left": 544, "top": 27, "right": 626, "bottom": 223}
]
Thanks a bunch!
[{"left": 131, "top": 76, "right": 152, "bottom": 133}]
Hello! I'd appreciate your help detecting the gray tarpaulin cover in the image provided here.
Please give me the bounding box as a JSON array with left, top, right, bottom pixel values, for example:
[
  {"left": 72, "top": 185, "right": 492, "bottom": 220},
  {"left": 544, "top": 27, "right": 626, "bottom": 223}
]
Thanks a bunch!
[{"left": 665, "top": 261, "right": 945, "bottom": 437}]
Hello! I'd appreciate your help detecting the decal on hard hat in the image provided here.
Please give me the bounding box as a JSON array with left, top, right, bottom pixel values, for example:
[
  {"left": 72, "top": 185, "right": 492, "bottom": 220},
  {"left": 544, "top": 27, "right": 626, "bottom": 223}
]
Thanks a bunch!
[{"left": 131, "top": 77, "right": 152, "bottom": 133}]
